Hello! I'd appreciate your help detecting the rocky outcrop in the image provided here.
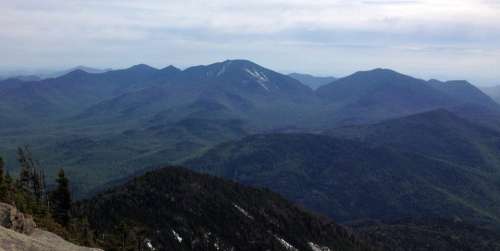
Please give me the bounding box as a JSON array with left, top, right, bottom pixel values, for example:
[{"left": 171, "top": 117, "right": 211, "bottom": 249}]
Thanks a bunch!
[
  {"left": 0, "top": 202, "right": 37, "bottom": 234},
  {"left": 0, "top": 203, "right": 102, "bottom": 251},
  {"left": 0, "top": 226, "right": 102, "bottom": 251}
]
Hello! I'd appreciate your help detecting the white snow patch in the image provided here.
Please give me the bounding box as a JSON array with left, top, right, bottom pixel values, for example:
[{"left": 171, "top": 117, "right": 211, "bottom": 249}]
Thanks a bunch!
[
  {"left": 308, "top": 242, "right": 331, "bottom": 251},
  {"left": 217, "top": 61, "right": 231, "bottom": 76},
  {"left": 145, "top": 238, "right": 156, "bottom": 250},
  {"left": 172, "top": 229, "right": 183, "bottom": 243},
  {"left": 274, "top": 236, "right": 298, "bottom": 251},
  {"left": 244, "top": 68, "right": 270, "bottom": 91},
  {"left": 233, "top": 203, "right": 254, "bottom": 220}
]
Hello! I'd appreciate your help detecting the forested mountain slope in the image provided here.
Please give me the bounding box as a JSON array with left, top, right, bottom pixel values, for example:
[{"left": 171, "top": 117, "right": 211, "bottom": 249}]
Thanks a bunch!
[
  {"left": 185, "top": 133, "right": 500, "bottom": 225},
  {"left": 76, "top": 167, "right": 374, "bottom": 251}
]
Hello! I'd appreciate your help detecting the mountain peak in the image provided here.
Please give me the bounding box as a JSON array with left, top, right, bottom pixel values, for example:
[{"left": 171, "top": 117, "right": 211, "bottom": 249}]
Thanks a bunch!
[
  {"left": 317, "top": 67, "right": 424, "bottom": 95},
  {"left": 160, "top": 65, "right": 182, "bottom": 75},
  {"left": 72, "top": 65, "right": 99, "bottom": 71},
  {"left": 128, "top": 64, "right": 158, "bottom": 71},
  {"left": 63, "top": 69, "right": 89, "bottom": 78},
  {"left": 212, "top": 59, "right": 264, "bottom": 72},
  {"left": 181, "top": 59, "right": 312, "bottom": 96},
  {"left": 337, "top": 68, "right": 422, "bottom": 86},
  {"left": 222, "top": 59, "right": 257, "bottom": 65},
  {"left": 161, "top": 65, "right": 180, "bottom": 71},
  {"left": 184, "top": 59, "right": 268, "bottom": 79},
  {"left": 354, "top": 68, "right": 409, "bottom": 78}
]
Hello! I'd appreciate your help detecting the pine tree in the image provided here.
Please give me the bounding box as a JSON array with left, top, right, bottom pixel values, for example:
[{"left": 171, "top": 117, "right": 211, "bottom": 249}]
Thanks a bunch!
[
  {"left": 0, "top": 156, "right": 4, "bottom": 184},
  {"left": 15, "top": 146, "right": 47, "bottom": 206},
  {"left": 51, "top": 168, "right": 72, "bottom": 226},
  {"left": 3, "top": 172, "right": 14, "bottom": 204},
  {"left": 17, "top": 147, "right": 32, "bottom": 192},
  {"left": 31, "top": 168, "right": 43, "bottom": 202},
  {"left": 0, "top": 157, "right": 5, "bottom": 201}
]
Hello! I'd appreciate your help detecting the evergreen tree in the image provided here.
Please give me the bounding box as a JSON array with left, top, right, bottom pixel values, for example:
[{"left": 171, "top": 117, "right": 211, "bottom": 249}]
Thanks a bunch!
[
  {"left": 0, "top": 157, "right": 5, "bottom": 201},
  {"left": 51, "top": 168, "right": 72, "bottom": 226},
  {"left": 17, "top": 147, "right": 32, "bottom": 192},
  {"left": 31, "top": 168, "right": 43, "bottom": 202},
  {"left": 3, "top": 172, "right": 14, "bottom": 203},
  {"left": 15, "top": 146, "right": 47, "bottom": 205},
  {"left": 0, "top": 156, "right": 4, "bottom": 184}
]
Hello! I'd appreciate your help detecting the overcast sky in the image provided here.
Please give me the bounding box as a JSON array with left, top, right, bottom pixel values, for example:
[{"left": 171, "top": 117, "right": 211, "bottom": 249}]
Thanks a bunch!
[{"left": 1, "top": 0, "right": 499, "bottom": 85}]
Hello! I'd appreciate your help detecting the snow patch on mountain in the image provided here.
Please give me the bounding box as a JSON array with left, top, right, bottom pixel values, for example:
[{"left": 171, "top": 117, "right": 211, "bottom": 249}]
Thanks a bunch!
[
  {"left": 217, "top": 61, "right": 231, "bottom": 76},
  {"left": 233, "top": 203, "right": 254, "bottom": 220},
  {"left": 274, "top": 235, "right": 298, "bottom": 251},
  {"left": 172, "top": 229, "right": 183, "bottom": 243},
  {"left": 308, "top": 242, "right": 332, "bottom": 251},
  {"left": 244, "top": 68, "right": 270, "bottom": 91},
  {"left": 145, "top": 238, "right": 156, "bottom": 250}
]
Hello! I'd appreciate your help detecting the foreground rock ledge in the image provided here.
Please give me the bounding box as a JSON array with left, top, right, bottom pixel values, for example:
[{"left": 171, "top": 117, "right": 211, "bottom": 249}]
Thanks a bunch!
[
  {"left": 0, "top": 203, "right": 101, "bottom": 251},
  {"left": 0, "top": 226, "right": 102, "bottom": 251}
]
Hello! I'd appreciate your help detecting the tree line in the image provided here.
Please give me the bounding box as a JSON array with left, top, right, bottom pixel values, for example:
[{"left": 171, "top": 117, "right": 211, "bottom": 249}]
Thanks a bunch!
[{"left": 0, "top": 146, "right": 72, "bottom": 229}]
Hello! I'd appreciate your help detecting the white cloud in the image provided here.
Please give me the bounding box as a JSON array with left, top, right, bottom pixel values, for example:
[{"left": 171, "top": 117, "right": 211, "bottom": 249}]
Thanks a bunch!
[{"left": 0, "top": 0, "right": 499, "bottom": 85}]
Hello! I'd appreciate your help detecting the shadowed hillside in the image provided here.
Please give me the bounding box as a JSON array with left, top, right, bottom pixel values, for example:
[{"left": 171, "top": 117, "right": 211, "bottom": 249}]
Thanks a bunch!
[
  {"left": 76, "top": 167, "right": 374, "bottom": 251},
  {"left": 185, "top": 133, "right": 500, "bottom": 225}
]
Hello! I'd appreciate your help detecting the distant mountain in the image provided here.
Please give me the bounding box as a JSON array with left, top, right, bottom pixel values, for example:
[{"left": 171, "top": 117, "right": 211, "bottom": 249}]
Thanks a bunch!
[
  {"left": 329, "top": 109, "right": 500, "bottom": 171},
  {"left": 481, "top": 85, "right": 500, "bottom": 103},
  {"left": 76, "top": 167, "right": 373, "bottom": 251},
  {"left": 1, "top": 66, "right": 111, "bottom": 81},
  {"left": 317, "top": 69, "right": 453, "bottom": 104},
  {"left": 43, "top": 66, "right": 112, "bottom": 78},
  {"left": 315, "top": 69, "right": 459, "bottom": 124},
  {"left": 288, "top": 73, "right": 337, "bottom": 90},
  {"left": 427, "top": 79, "right": 497, "bottom": 108},
  {"left": 183, "top": 60, "right": 313, "bottom": 97},
  {"left": 185, "top": 133, "right": 500, "bottom": 225}
]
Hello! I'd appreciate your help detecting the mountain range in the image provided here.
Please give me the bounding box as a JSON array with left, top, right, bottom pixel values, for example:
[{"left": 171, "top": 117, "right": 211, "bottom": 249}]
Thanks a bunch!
[
  {"left": 1, "top": 59, "right": 499, "bottom": 196},
  {"left": 2, "top": 59, "right": 500, "bottom": 249},
  {"left": 2, "top": 60, "right": 495, "bottom": 129}
]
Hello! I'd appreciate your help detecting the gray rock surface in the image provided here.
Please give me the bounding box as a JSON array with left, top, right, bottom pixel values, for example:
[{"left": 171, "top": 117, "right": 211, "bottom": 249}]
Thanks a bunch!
[
  {"left": 0, "top": 226, "right": 102, "bottom": 251},
  {"left": 0, "top": 202, "right": 37, "bottom": 234},
  {"left": 0, "top": 202, "right": 102, "bottom": 251}
]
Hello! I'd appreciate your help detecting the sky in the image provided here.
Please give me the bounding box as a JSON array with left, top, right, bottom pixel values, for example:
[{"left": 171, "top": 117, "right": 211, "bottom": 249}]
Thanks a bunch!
[{"left": 1, "top": 0, "right": 500, "bottom": 85}]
